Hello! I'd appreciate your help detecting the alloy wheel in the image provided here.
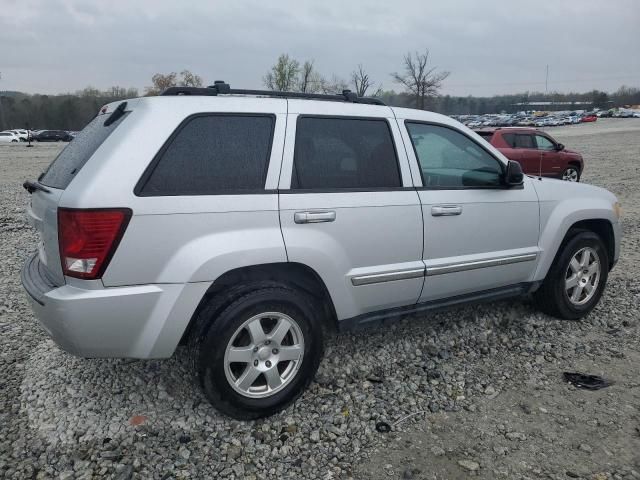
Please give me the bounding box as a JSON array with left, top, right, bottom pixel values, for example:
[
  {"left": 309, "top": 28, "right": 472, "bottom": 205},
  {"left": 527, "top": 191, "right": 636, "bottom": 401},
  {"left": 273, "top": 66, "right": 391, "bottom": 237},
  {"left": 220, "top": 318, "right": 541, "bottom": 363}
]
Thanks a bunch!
[
  {"left": 223, "top": 312, "right": 304, "bottom": 398},
  {"left": 562, "top": 167, "right": 579, "bottom": 182},
  {"left": 565, "top": 247, "right": 601, "bottom": 306}
]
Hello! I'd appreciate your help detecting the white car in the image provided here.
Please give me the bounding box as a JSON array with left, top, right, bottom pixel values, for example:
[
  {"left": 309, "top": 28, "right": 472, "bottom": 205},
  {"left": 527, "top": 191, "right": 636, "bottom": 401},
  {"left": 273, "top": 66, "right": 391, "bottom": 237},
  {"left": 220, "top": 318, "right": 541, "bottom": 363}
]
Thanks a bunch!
[
  {"left": 0, "top": 131, "right": 20, "bottom": 143},
  {"left": 12, "top": 129, "right": 30, "bottom": 141}
]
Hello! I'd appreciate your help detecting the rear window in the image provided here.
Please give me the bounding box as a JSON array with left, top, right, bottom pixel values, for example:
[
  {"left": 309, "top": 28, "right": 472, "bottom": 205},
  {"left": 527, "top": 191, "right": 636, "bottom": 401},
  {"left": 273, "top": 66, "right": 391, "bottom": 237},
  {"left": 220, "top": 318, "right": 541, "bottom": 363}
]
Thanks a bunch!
[
  {"left": 39, "top": 108, "right": 129, "bottom": 189},
  {"left": 475, "top": 131, "right": 494, "bottom": 141},
  {"left": 137, "top": 114, "right": 275, "bottom": 196}
]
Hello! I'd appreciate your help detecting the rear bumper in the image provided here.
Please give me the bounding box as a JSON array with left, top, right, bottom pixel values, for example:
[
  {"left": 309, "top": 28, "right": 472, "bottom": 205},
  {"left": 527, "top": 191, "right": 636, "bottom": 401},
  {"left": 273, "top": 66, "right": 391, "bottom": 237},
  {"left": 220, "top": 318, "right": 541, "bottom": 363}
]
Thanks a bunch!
[{"left": 21, "top": 252, "right": 208, "bottom": 359}]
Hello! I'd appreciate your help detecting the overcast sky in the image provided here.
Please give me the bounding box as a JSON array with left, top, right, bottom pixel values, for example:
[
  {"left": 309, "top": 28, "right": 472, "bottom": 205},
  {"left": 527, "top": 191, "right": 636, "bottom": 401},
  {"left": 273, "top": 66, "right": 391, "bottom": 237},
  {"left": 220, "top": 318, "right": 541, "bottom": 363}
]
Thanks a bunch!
[{"left": 1, "top": 0, "right": 639, "bottom": 97}]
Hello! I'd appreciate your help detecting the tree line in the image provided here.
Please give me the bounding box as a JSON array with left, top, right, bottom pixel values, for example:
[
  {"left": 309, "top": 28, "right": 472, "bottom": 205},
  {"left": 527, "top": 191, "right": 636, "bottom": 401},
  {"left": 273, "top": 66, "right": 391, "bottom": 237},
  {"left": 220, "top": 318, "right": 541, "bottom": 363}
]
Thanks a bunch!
[{"left": 1, "top": 52, "right": 639, "bottom": 131}]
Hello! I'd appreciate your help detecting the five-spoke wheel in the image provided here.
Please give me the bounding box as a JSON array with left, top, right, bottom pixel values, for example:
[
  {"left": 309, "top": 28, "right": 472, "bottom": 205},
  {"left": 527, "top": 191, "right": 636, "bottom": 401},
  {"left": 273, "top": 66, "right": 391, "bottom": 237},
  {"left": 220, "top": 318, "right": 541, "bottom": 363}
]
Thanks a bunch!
[
  {"left": 224, "top": 312, "right": 304, "bottom": 398},
  {"left": 534, "top": 230, "right": 608, "bottom": 320},
  {"left": 564, "top": 247, "right": 601, "bottom": 306},
  {"left": 191, "top": 285, "right": 323, "bottom": 419}
]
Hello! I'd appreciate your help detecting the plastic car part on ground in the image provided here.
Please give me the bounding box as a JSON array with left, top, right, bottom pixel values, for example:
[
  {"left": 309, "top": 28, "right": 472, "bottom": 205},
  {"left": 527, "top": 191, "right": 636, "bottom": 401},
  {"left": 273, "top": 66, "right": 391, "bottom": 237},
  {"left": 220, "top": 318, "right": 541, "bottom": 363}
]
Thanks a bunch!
[{"left": 563, "top": 372, "right": 613, "bottom": 390}]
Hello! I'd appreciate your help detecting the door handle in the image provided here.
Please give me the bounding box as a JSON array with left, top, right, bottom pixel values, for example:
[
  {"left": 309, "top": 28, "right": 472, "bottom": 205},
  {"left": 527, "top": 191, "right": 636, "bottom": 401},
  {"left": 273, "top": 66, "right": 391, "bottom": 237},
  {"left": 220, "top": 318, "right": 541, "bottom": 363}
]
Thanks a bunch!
[
  {"left": 294, "top": 210, "right": 336, "bottom": 224},
  {"left": 431, "top": 205, "right": 462, "bottom": 216}
]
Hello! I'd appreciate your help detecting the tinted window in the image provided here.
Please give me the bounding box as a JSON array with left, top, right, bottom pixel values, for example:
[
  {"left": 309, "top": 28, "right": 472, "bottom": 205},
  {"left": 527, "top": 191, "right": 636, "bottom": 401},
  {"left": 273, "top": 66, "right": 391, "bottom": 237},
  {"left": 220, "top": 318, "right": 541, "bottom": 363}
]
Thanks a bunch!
[
  {"left": 139, "top": 115, "right": 274, "bottom": 195},
  {"left": 291, "top": 117, "right": 401, "bottom": 190},
  {"left": 502, "top": 133, "right": 516, "bottom": 147},
  {"left": 475, "top": 131, "right": 494, "bottom": 140},
  {"left": 406, "top": 123, "right": 503, "bottom": 188},
  {"left": 514, "top": 134, "right": 535, "bottom": 149},
  {"left": 39, "top": 109, "right": 129, "bottom": 189},
  {"left": 535, "top": 135, "right": 555, "bottom": 150}
]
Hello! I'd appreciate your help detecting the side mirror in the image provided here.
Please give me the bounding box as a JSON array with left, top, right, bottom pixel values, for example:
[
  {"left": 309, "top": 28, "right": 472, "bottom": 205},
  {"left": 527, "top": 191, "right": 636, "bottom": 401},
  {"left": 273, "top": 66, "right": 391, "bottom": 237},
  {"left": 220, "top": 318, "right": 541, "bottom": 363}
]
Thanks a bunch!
[
  {"left": 504, "top": 160, "right": 524, "bottom": 186},
  {"left": 556, "top": 143, "right": 565, "bottom": 151}
]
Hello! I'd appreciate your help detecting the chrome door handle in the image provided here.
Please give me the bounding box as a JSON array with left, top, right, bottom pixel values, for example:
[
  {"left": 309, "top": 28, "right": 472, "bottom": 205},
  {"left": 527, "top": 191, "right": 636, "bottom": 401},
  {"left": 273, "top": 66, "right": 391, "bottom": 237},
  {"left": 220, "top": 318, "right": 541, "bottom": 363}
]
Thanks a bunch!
[
  {"left": 431, "top": 205, "right": 462, "bottom": 216},
  {"left": 294, "top": 210, "right": 336, "bottom": 224}
]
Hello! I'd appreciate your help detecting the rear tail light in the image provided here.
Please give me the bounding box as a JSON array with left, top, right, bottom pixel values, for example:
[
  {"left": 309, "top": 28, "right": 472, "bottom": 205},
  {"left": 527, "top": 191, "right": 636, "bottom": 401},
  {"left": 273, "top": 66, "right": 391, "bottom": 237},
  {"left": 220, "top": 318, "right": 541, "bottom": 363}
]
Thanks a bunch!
[{"left": 58, "top": 208, "right": 132, "bottom": 279}]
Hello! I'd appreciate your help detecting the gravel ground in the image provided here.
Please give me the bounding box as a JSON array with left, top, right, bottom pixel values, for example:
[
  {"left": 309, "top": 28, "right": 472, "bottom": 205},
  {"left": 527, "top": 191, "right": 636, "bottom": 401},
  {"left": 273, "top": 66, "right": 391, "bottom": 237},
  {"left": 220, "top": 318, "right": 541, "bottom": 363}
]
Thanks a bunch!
[{"left": 1, "top": 119, "right": 639, "bottom": 480}]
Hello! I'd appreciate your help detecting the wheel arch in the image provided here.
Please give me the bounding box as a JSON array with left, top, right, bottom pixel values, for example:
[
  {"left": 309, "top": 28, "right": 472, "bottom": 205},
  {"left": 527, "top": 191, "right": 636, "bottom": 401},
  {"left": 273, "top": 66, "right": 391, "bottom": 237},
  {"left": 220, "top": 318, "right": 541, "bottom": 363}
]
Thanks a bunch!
[
  {"left": 535, "top": 216, "right": 616, "bottom": 283},
  {"left": 180, "top": 262, "right": 338, "bottom": 345}
]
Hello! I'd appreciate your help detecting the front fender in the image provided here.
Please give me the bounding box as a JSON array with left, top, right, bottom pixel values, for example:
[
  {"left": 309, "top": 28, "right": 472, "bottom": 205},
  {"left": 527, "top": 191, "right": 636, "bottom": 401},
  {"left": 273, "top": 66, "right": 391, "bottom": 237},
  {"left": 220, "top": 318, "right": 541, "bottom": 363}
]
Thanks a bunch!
[{"left": 534, "top": 197, "right": 618, "bottom": 281}]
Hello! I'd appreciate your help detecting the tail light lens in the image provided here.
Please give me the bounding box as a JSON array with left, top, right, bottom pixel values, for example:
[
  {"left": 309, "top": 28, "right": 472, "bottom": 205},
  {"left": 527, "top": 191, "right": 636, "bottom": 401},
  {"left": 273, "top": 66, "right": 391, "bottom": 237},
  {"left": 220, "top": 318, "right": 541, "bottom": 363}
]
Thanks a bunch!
[{"left": 58, "top": 208, "right": 132, "bottom": 279}]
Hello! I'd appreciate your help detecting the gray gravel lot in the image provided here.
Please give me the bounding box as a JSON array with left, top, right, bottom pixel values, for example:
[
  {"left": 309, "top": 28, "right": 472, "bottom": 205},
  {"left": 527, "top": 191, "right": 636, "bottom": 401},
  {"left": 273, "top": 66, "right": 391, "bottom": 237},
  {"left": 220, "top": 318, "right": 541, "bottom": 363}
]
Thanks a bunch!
[{"left": 1, "top": 119, "right": 639, "bottom": 480}]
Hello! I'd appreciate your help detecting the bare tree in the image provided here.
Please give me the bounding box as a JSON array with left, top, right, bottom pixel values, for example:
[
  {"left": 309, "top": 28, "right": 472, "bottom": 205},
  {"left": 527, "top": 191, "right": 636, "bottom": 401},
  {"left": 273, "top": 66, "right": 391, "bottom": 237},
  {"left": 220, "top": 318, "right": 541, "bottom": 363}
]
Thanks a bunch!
[
  {"left": 298, "top": 61, "right": 323, "bottom": 93},
  {"left": 179, "top": 70, "right": 203, "bottom": 88},
  {"left": 145, "top": 72, "right": 178, "bottom": 96},
  {"left": 391, "top": 50, "right": 450, "bottom": 109},
  {"left": 264, "top": 54, "right": 300, "bottom": 91},
  {"left": 320, "top": 75, "right": 349, "bottom": 95},
  {"left": 144, "top": 71, "right": 203, "bottom": 95},
  {"left": 351, "top": 64, "right": 375, "bottom": 97}
]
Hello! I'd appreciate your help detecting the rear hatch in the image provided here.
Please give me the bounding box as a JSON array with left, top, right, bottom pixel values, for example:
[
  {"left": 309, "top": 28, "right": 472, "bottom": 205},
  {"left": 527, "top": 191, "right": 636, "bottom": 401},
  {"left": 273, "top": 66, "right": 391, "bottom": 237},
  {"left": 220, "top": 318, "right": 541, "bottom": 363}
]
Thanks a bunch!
[{"left": 25, "top": 102, "right": 131, "bottom": 286}]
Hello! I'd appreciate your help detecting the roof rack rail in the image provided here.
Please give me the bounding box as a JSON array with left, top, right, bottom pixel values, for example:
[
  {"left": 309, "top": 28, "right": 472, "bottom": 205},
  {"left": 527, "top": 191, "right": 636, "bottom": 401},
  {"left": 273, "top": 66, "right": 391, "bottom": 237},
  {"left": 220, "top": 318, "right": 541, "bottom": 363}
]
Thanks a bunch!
[{"left": 161, "top": 81, "right": 385, "bottom": 106}]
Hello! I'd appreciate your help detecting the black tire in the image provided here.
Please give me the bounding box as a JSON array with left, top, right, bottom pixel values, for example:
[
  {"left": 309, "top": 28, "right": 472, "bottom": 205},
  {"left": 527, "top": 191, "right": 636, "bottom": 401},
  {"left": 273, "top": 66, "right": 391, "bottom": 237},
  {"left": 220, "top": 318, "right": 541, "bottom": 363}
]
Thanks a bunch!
[
  {"left": 534, "top": 230, "right": 608, "bottom": 320},
  {"left": 190, "top": 285, "right": 323, "bottom": 419},
  {"left": 562, "top": 165, "right": 580, "bottom": 182}
]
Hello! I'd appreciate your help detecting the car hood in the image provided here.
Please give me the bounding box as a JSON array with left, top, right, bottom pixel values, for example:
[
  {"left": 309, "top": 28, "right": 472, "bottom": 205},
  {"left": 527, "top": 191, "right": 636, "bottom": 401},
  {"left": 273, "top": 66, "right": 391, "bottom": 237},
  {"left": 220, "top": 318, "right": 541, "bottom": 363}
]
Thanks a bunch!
[
  {"left": 529, "top": 176, "right": 616, "bottom": 203},
  {"left": 563, "top": 148, "right": 581, "bottom": 156}
]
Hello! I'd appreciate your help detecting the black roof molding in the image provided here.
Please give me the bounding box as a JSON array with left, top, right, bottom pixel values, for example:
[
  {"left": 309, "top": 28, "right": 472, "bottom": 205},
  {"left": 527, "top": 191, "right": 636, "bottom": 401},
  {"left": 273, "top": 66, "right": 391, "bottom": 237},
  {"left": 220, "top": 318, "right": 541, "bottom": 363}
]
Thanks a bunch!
[{"left": 161, "top": 81, "right": 385, "bottom": 106}]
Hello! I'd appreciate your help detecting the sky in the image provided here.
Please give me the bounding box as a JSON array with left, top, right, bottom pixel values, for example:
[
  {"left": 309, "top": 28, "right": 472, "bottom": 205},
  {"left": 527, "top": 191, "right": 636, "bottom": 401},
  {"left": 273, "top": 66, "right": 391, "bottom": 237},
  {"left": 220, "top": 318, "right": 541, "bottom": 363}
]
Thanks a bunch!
[{"left": 1, "top": 0, "right": 639, "bottom": 97}]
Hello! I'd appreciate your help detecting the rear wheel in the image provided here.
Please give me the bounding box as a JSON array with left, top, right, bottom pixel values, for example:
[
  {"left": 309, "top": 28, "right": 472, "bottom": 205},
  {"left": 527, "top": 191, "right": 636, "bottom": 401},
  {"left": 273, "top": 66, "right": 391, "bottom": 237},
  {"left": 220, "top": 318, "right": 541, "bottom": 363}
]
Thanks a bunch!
[
  {"left": 191, "top": 285, "right": 323, "bottom": 419},
  {"left": 562, "top": 166, "right": 580, "bottom": 182},
  {"left": 534, "top": 231, "right": 608, "bottom": 319}
]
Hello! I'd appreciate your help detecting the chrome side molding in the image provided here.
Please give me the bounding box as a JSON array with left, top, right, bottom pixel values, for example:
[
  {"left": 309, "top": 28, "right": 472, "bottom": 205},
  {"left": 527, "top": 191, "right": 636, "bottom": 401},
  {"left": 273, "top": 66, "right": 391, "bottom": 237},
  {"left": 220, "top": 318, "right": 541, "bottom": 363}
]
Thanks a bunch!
[
  {"left": 426, "top": 253, "right": 538, "bottom": 276},
  {"left": 351, "top": 253, "right": 538, "bottom": 286},
  {"left": 351, "top": 267, "right": 425, "bottom": 286}
]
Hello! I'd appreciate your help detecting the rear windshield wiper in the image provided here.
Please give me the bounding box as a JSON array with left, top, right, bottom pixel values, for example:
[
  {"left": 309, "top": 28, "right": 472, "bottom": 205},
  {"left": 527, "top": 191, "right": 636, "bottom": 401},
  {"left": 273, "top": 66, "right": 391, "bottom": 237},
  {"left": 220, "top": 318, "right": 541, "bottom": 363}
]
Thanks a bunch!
[{"left": 23, "top": 180, "right": 51, "bottom": 194}]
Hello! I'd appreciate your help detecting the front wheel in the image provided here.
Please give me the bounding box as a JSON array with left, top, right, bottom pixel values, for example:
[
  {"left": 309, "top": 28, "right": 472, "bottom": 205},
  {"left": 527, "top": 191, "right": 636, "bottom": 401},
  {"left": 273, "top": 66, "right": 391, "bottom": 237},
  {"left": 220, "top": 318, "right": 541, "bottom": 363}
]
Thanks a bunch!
[
  {"left": 562, "top": 166, "right": 580, "bottom": 182},
  {"left": 192, "top": 286, "right": 324, "bottom": 419},
  {"left": 534, "top": 231, "right": 608, "bottom": 320}
]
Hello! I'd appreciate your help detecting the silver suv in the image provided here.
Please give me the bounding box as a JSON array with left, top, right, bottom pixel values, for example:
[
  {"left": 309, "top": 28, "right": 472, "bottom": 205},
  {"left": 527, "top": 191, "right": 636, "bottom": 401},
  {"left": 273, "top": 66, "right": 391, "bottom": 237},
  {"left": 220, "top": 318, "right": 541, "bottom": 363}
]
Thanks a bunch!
[{"left": 22, "top": 83, "right": 621, "bottom": 419}]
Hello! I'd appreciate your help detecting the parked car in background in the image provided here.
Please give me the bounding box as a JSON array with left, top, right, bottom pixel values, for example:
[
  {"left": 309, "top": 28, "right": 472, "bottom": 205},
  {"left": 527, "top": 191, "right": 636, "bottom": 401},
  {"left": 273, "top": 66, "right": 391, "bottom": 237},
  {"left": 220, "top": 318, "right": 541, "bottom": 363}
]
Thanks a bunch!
[
  {"left": 580, "top": 114, "right": 597, "bottom": 123},
  {"left": 475, "top": 127, "right": 584, "bottom": 181},
  {"left": 0, "top": 131, "right": 20, "bottom": 143},
  {"left": 10, "top": 129, "right": 30, "bottom": 141},
  {"left": 34, "top": 130, "right": 73, "bottom": 142}
]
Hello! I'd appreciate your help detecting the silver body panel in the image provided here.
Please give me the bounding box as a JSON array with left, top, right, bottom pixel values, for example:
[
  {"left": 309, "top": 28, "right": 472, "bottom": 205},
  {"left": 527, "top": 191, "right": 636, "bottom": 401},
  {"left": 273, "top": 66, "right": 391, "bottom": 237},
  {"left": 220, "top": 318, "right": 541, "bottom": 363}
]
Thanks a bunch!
[{"left": 22, "top": 96, "right": 622, "bottom": 358}]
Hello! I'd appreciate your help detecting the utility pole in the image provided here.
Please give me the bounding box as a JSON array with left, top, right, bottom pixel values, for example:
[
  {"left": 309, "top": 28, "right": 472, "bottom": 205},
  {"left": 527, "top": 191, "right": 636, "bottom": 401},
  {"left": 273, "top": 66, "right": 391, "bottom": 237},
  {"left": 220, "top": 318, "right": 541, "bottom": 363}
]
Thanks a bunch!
[
  {"left": 0, "top": 72, "right": 6, "bottom": 131},
  {"left": 545, "top": 65, "right": 549, "bottom": 95}
]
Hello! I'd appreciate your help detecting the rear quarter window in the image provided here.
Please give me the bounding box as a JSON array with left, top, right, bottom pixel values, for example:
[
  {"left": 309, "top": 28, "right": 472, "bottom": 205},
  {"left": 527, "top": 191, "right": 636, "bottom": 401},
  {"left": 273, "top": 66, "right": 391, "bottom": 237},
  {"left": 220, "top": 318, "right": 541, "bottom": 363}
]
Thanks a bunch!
[
  {"left": 136, "top": 114, "right": 275, "bottom": 196},
  {"left": 39, "top": 108, "right": 129, "bottom": 189}
]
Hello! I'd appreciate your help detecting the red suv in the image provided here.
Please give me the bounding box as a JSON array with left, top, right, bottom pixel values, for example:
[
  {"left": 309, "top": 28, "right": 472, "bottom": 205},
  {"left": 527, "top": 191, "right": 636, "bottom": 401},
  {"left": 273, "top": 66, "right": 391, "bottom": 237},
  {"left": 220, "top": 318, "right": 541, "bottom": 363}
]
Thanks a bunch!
[{"left": 475, "top": 127, "right": 584, "bottom": 181}]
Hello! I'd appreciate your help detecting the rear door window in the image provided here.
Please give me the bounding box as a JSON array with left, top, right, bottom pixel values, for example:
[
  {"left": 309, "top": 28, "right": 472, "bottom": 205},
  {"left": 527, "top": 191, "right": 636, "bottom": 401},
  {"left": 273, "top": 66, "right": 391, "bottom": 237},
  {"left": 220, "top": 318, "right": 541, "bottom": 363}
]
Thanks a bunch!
[
  {"left": 291, "top": 117, "right": 401, "bottom": 190},
  {"left": 514, "top": 134, "right": 535, "bottom": 149},
  {"left": 501, "top": 133, "right": 516, "bottom": 147},
  {"left": 39, "top": 108, "right": 129, "bottom": 189},
  {"left": 137, "top": 114, "right": 275, "bottom": 196}
]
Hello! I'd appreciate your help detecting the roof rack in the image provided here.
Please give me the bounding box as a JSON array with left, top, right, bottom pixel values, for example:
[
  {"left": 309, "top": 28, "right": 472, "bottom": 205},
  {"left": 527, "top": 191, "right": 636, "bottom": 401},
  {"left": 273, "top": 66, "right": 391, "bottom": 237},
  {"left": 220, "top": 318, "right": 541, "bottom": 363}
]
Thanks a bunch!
[{"left": 161, "top": 80, "right": 385, "bottom": 106}]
